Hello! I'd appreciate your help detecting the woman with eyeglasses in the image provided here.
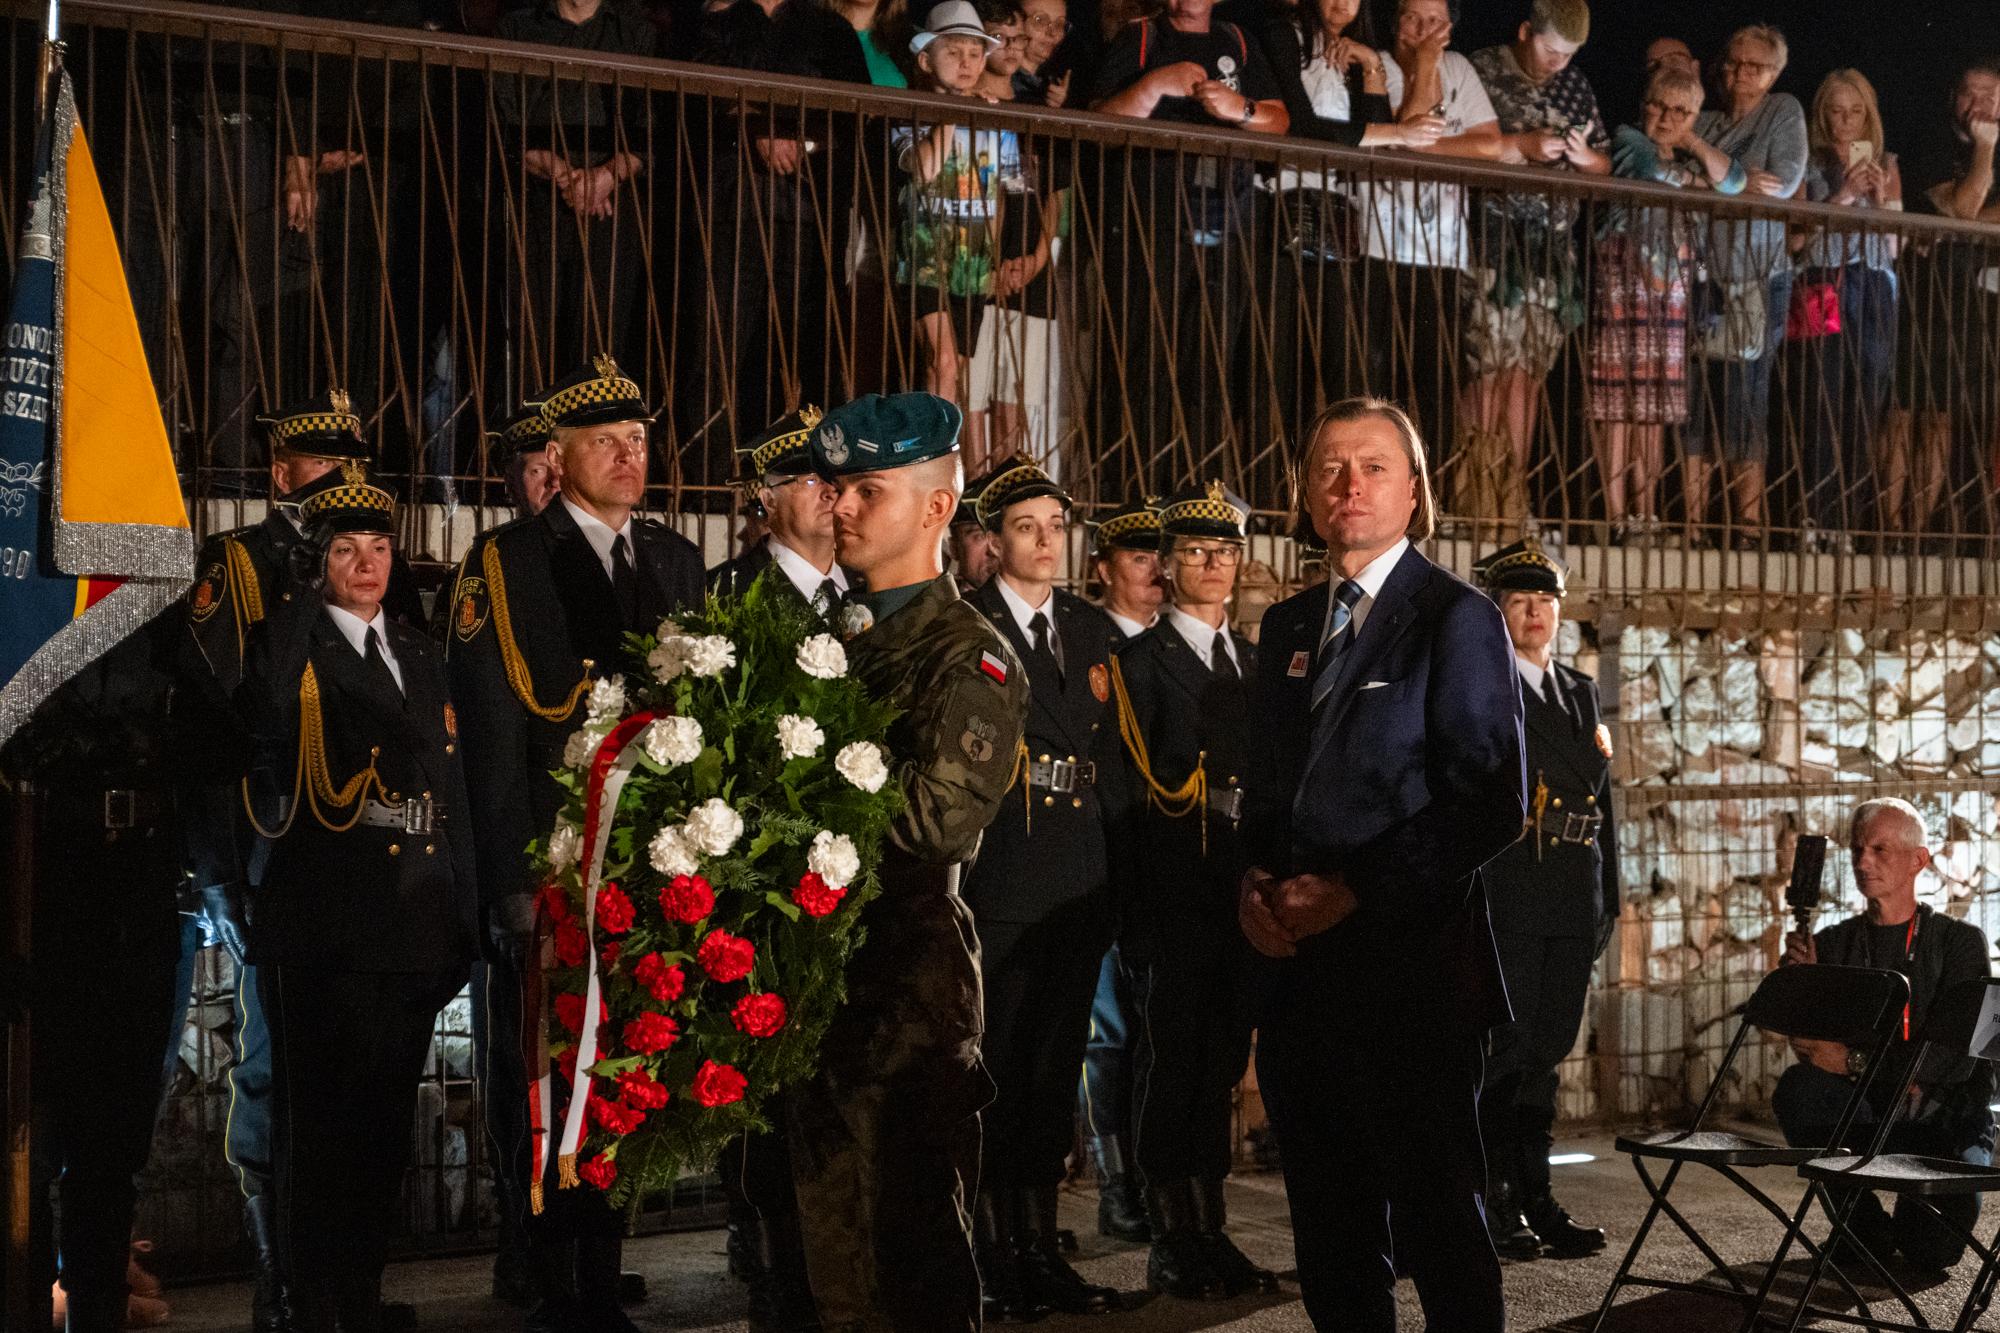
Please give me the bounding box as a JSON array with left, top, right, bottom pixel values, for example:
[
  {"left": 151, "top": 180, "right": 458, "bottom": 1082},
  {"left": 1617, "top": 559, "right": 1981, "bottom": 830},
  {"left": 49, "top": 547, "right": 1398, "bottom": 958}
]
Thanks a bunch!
[
  {"left": 1686, "top": 23, "right": 1808, "bottom": 545},
  {"left": 1588, "top": 64, "right": 1745, "bottom": 544}
]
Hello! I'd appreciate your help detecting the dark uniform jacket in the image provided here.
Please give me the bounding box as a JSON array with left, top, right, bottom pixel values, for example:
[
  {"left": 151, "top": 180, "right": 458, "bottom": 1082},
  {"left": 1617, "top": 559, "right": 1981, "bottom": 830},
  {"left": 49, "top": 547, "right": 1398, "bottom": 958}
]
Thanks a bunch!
[
  {"left": 706, "top": 537, "right": 858, "bottom": 614},
  {"left": 1481, "top": 661, "right": 1620, "bottom": 942},
  {"left": 963, "top": 581, "right": 1121, "bottom": 926},
  {"left": 236, "top": 591, "right": 477, "bottom": 973},
  {"left": 1105, "top": 617, "right": 1255, "bottom": 952},
  {"left": 188, "top": 510, "right": 425, "bottom": 694},
  {"left": 443, "top": 499, "right": 703, "bottom": 937}
]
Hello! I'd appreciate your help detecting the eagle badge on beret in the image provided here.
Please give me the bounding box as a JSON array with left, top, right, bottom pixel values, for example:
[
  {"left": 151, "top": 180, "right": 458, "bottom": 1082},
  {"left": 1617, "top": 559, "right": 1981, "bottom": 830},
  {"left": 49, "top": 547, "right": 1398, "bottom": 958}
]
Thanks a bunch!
[{"left": 819, "top": 423, "right": 850, "bottom": 468}]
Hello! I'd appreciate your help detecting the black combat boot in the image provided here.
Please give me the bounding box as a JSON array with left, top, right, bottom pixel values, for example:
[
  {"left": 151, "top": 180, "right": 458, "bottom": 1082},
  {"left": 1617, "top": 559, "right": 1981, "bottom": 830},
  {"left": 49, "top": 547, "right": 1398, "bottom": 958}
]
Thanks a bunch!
[
  {"left": 491, "top": 1181, "right": 536, "bottom": 1308},
  {"left": 575, "top": 1235, "right": 644, "bottom": 1333},
  {"left": 1484, "top": 1169, "right": 1543, "bottom": 1261},
  {"left": 1144, "top": 1180, "right": 1224, "bottom": 1300},
  {"left": 1087, "top": 1136, "right": 1151, "bottom": 1242},
  {"left": 244, "top": 1193, "right": 295, "bottom": 1333},
  {"left": 974, "top": 1188, "right": 1047, "bottom": 1323},
  {"left": 1190, "top": 1178, "right": 1278, "bottom": 1295},
  {"left": 1517, "top": 1105, "right": 1604, "bottom": 1258},
  {"left": 1017, "top": 1185, "right": 1119, "bottom": 1314},
  {"left": 745, "top": 1215, "right": 821, "bottom": 1333}
]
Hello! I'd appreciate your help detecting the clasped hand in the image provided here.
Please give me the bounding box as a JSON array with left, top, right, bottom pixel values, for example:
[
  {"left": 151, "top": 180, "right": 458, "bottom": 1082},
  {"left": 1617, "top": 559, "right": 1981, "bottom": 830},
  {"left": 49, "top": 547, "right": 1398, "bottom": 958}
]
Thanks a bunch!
[{"left": 1238, "top": 868, "right": 1358, "bottom": 958}]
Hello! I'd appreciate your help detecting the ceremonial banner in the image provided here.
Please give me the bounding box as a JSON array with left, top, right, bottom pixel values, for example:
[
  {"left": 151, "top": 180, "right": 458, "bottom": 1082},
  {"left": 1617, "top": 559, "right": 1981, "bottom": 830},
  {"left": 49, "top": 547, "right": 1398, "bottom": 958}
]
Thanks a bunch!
[{"left": 0, "top": 65, "right": 193, "bottom": 744}]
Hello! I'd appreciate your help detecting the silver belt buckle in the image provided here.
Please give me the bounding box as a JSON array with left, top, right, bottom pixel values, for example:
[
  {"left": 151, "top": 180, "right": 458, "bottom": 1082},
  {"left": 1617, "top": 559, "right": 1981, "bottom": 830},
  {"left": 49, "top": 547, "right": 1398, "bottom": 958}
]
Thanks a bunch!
[
  {"left": 402, "top": 797, "right": 436, "bottom": 836},
  {"left": 1049, "top": 760, "right": 1076, "bottom": 793},
  {"left": 104, "top": 790, "right": 136, "bottom": 830},
  {"left": 1217, "top": 788, "right": 1244, "bottom": 822},
  {"left": 1562, "top": 812, "right": 1593, "bottom": 842}
]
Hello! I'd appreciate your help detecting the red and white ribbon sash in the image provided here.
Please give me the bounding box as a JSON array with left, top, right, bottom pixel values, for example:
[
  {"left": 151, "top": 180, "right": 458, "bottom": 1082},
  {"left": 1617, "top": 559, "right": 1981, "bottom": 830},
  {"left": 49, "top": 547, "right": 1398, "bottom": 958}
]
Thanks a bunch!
[{"left": 530, "top": 708, "right": 658, "bottom": 1206}]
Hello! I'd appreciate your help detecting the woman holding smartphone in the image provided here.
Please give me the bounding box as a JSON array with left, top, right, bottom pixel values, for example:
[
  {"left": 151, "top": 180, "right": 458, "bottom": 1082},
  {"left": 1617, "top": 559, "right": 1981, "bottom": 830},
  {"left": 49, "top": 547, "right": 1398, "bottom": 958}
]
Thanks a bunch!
[{"left": 1795, "top": 68, "right": 1903, "bottom": 546}]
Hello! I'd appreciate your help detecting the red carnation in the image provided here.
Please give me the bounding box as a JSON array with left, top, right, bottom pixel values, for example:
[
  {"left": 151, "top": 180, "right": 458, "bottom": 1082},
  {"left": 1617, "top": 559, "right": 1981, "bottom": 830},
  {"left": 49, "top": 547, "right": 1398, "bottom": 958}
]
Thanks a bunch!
[
  {"left": 578, "top": 1154, "right": 617, "bottom": 1190},
  {"left": 632, "top": 953, "right": 686, "bottom": 1004},
  {"left": 600, "top": 941, "right": 622, "bottom": 969},
  {"left": 536, "top": 881, "right": 573, "bottom": 925},
  {"left": 792, "top": 872, "right": 846, "bottom": 919},
  {"left": 660, "top": 874, "right": 716, "bottom": 925},
  {"left": 732, "top": 992, "right": 789, "bottom": 1038},
  {"left": 617, "top": 1067, "right": 672, "bottom": 1110},
  {"left": 595, "top": 882, "right": 635, "bottom": 935},
  {"left": 588, "top": 1095, "right": 645, "bottom": 1136},
  {"left": 553, "top": 921, "right": 589, "bottom": 968},
  {"left": 691, "top": 1059, "right": 748, "bottom": 1108},
  {"left": 697, "top": 930, "right": 755, "bottom": 983},
  {"left": 554, "top": 992, "right": 586, "bottom": 1035},
  {"left": 621, "top": 1011, "right": 680, "bottom": 1055}
]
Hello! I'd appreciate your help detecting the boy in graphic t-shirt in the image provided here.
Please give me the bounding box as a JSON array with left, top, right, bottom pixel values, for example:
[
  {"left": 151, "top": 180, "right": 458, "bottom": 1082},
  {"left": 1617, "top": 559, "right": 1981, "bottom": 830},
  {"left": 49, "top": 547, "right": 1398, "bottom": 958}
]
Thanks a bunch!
[{"left": 892, "top": 2, "right": 1011, "bottom": 416}]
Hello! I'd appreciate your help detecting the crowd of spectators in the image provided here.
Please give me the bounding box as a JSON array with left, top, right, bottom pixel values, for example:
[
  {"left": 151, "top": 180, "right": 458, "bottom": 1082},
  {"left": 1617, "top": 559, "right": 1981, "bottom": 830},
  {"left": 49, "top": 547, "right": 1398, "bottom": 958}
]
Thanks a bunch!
[{"left": 62, "top": 0, "right": 2000, "bottom": 543}]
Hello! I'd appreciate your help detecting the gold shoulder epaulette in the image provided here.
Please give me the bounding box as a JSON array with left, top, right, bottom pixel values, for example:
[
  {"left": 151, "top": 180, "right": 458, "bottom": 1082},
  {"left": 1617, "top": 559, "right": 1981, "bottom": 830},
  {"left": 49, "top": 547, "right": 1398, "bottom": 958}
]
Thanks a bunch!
[{"left": 482, "top": 539, "right": 591, "bottom": 723}]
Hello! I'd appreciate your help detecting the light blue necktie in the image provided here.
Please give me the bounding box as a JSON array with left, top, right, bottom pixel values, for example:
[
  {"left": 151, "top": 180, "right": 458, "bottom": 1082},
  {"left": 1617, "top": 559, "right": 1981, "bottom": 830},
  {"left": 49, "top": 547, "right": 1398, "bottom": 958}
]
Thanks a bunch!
[{"left": 1309, "top": 579, "right": 1365, "bottom": 712}]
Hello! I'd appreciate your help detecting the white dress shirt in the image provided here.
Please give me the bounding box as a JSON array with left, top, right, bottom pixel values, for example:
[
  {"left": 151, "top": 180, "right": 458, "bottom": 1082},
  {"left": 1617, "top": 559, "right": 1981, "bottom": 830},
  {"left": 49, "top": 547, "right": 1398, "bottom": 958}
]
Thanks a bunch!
[
  {"left": 1515, "top": 655, "right": 1550, "bottom": 702},
  {"left": 994, "top": 575, "right": 1056, "bottom": 643},
  {"left": 1319, "top": 536, "right": 1409, "bottom": 650},
  {"left": 766, "top": 536, "right": 849, "bottom": 604},
  {"left": 1104, "top": 608, "right": 1154, "bottom": 640},
  {"left": 1165, "top": 606, "right": 1241, "bottom": 674},
  {"left": 325, "top": 603, "right": 404, "bottom": 693},
  {"left": 561, "top": 495, "right": 636, "bottom": 582}
]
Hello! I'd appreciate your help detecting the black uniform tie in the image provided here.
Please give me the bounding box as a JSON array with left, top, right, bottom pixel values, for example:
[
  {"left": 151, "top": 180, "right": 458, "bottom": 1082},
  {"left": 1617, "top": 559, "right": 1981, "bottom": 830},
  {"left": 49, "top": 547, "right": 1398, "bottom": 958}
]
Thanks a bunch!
[
  {"left": 814, "top": 578, "right": 840, "bottom": 617},
  {"left": 1544, "top": 672, "right": 1573, "bottom": 727},
  {"left": 611, "top": 532, "right": 638, "bottom": 625},
  {"left": 1029, "top": 610, "right": 1065, "bottom": 686},
  {"left": 364, "top": 626, "right": 402, "bottom": 698},
  {"left": 1211, "top": 629, "right": 1237, "bottom": 680}
]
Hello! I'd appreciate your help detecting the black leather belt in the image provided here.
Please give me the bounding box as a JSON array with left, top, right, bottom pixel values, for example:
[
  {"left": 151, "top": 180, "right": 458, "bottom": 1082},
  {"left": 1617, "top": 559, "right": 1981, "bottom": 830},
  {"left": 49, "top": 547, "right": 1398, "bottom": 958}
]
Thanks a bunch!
[
  {"left": 1027, "top": 759, "right": 1095, "bottom": 793},
  {"left": 1207, "top": 786, "right": 1245, "bottom": 822},
  {"left": 359, "top": 796, "right": 443, "bottom": 835},
  {"left": 1527, "top": 809, "right": 1602, "bottom": 846}
]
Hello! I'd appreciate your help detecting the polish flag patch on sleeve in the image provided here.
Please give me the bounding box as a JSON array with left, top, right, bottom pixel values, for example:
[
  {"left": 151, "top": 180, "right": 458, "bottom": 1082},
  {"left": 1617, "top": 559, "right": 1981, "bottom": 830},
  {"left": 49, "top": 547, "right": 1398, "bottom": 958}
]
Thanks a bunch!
[{"left": 979, "top": 651, "right": 1009, "bottom": 684}]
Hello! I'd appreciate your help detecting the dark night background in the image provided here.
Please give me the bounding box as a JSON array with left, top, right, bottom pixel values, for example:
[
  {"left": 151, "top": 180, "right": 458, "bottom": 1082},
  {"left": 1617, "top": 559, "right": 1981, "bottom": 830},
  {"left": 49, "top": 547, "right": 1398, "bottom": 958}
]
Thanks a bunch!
[{"left": 1427, "top": 0, "right": 1999, "bottom": 191}]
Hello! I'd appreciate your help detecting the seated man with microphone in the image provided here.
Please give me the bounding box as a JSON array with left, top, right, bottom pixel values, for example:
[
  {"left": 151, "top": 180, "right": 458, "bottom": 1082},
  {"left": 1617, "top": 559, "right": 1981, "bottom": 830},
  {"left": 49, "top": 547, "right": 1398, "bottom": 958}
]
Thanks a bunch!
[{"left": 1778, "top": 798, "right": 1995, "bottom": 1273}]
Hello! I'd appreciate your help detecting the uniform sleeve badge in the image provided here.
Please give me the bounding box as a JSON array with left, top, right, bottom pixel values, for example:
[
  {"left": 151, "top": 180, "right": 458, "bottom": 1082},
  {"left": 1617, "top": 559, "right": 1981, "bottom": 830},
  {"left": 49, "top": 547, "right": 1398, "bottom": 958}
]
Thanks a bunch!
[
  {"left": 960, "top": 713, "right": 997, "bottom": 764},
  {"left": 189, "top": 560, "right": 226, "bottom": 622},
  {"left": 1088, "top": 662, "right": 1110, "bottom": 703},
  {"left": 978, "top": 650, "right": 1008, "bottom": 684},
  {"left": 1595, "top": 723, "right": 1614, "bottom": 759},
  {"left": 454, "top": 576, "right": 490, "bottom": 642}
]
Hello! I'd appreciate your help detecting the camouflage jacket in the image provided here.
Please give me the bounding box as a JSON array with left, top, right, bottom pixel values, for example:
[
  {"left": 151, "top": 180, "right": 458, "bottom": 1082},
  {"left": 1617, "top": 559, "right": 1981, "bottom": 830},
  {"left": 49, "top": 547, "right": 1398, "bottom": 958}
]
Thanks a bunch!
[{"left": 846, "top": 574, "right": 1027, "bottom": 876}]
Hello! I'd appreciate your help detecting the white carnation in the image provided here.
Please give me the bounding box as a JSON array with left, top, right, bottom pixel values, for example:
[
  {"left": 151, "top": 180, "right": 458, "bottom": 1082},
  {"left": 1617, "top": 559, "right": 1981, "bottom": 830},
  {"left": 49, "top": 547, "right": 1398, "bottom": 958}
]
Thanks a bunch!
[
  {"left": 796, "top": 633, "right": 848, "bottom": 680},
  {"left": 547, "top": 820, "right": 581, "bottom": 872},
  {"left": 642, "top": 715, "right": 703, "bottom": 768},
  {"left": 647, "top": 636, "right": 690, "bottom": 683},
  {"left": 776, "top": 714, "right": 826, "bottom": 761},
  {"left": 655, "top": 617, "right": 684, "bottom": 640},
  {"left": 834, "top": 741, "right": 889, "bottom": 794},
  {"left": 647, "top": 824, "right": 700, "bottom": 878},
  {"left": 683, "top": 798, "right": 745, "bottom": 857},
  {"left": 563, "top": 726, "right": 606, "bottom": 770},
  {"left": 683, "top": 634, "right": 737, "bottom": 679},
  {"left": 585, "top": 676, "right": 628, "bottom": 726},
  {"left": 808, "top": 830, "right": 861, "bottom": 890}
]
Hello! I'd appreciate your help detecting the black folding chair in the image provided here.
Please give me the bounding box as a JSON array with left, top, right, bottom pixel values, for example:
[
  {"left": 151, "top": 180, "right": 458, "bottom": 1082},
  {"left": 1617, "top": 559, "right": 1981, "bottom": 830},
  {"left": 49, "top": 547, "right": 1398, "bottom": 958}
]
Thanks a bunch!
[
  {"left": 1589, "top": 963, "right": 1911, "bottom": 1332},
  {"left": 1744, "top": 976, "right": 2000, "bottom": 1333}
]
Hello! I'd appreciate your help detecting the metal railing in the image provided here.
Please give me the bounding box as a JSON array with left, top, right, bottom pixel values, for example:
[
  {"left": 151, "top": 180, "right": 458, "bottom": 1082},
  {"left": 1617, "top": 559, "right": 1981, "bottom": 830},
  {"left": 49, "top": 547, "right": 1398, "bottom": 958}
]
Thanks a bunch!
[{"left": 8, "top": 0, "right": 2000, "bottom": 1277}]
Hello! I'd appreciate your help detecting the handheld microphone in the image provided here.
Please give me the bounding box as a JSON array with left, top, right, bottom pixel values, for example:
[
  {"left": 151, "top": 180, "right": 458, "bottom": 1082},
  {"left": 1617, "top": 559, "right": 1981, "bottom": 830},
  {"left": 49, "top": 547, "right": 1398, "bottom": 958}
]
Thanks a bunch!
[{"left": 1786, "top": 834, "right": 1829, "bottom": 936}]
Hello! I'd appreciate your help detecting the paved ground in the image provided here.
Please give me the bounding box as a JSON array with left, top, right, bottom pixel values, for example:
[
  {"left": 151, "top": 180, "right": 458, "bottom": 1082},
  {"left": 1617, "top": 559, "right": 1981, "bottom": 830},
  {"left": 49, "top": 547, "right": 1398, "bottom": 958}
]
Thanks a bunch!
[{"left": 156, "top": 1131, "right": 1995, "bottom": 1331}]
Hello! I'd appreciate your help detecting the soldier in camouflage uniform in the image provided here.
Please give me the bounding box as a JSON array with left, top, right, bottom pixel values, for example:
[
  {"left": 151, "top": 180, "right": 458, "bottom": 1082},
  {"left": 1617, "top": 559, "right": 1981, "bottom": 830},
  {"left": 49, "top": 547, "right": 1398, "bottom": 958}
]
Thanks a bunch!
[{"left": 762, "top": 391, "right": 1029, "bottom": 1332}]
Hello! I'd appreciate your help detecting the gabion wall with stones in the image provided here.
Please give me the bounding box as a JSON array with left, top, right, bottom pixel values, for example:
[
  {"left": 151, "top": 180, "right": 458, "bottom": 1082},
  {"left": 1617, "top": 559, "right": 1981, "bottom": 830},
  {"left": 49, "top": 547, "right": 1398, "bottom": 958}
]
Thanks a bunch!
[{"left": 1554, "top": 616, "right": 2000, "bottom": 1132}]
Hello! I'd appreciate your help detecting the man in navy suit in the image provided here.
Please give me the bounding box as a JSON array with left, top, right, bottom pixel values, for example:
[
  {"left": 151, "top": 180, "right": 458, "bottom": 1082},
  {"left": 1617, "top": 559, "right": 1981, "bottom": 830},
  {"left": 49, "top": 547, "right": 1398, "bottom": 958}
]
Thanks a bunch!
[{"left": 1239, "top": 398, "right": 1526, "bottom": 1332}]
